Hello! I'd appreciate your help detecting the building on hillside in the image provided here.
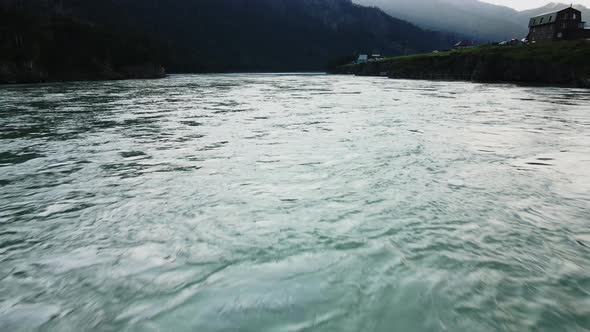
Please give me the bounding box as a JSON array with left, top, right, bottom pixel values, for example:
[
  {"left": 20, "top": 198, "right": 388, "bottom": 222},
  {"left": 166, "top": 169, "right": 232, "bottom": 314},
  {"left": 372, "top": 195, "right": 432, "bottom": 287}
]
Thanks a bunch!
[
  {"left": 453, "top": 40, "right": 475, "bottom": 49},
  {"left": 499, "top": 38, "right": 525, "bottom": 46},
  {"left": 528, "top": 6, "right": 590, "bottom": 42},
  {"left": 355, "top": 54, "right": 384, "bottom": 64},
  {"left": 356, "top": 54, "right": 369, "bottom": 64}
]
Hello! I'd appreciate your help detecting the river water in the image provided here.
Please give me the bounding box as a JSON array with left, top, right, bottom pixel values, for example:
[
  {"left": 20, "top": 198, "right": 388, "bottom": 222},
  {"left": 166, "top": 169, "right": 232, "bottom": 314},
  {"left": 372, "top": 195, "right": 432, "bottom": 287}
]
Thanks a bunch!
[{"left": 1, "top": 74, "right": 590, "bottom": 331}]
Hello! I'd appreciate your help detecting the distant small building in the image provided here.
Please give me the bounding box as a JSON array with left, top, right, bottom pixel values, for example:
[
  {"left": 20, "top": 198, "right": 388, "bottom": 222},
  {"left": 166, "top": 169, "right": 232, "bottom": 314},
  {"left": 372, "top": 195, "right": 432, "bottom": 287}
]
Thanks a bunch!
[
  {"left": 499, "top": 38, "right": 525, "bottom": 46},
  {"left": 355, "top": 54, "right": 384, "bottom": 64},
  {"left": 453, "top": 40, "right": 475, "bottom": 49},
  {"left": 528, "top": 6, "right": 590, "bottom": 42},
  {"left": 356, "top": 54, "right": 369, "bottom": 64}
]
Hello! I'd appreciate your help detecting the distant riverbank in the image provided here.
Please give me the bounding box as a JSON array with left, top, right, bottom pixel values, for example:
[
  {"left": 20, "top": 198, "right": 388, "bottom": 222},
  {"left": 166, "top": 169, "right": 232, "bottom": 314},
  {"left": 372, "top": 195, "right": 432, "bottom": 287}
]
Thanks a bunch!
[
  {"left": 0, "top": 63, "right": 166, "bottom": 85},
  {"left": 332, "top": 41, "right": 590, "bottom": 88}
]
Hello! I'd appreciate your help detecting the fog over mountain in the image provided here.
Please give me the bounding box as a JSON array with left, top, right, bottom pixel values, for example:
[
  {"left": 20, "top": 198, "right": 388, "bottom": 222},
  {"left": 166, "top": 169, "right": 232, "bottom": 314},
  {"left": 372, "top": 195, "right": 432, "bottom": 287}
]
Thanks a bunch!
[
  {"left": 483, "top": 0, "right": 590, "bottom": 10},
  {"left": 354, "top": 0, "right": 590, "bottom": 42}
]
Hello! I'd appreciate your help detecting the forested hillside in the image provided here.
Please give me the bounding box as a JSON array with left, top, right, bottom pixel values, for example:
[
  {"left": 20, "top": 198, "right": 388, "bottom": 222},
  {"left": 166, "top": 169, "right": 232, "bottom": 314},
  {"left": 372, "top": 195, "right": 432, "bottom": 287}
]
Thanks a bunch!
[
  {"left": 1, "top": 0, "right": 455, "bottom": 82},
  {"left": 0, "top": 3, "right": 166, "bottom": 83}
]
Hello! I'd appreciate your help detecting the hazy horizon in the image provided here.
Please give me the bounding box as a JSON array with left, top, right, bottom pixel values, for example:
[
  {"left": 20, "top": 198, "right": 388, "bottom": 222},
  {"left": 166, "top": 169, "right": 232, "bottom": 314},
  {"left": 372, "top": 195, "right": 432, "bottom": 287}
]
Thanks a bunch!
[{"left": 482, "top": 0, "right": 590, "bottom": 10}]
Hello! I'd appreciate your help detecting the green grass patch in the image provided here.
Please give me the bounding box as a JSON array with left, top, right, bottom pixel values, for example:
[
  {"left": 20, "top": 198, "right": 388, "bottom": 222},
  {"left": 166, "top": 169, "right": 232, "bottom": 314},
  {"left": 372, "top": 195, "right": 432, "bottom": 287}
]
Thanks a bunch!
[{"left": 376, "top": 41, "right": 590, "bottom": 65}]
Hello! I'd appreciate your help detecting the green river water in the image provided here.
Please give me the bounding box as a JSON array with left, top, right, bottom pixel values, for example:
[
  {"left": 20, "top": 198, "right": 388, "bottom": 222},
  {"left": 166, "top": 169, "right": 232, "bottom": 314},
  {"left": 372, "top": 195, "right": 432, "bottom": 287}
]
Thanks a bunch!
[{"left": 1, "top": 74, "right": 590, "bottom": 331}]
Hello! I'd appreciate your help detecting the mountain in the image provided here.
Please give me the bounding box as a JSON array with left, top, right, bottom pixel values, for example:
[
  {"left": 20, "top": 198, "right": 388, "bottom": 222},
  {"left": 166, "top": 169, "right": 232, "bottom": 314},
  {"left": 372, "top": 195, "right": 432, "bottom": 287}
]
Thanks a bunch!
[
  {"left": 354, "top": 0, "right": 590, "bottom": 42},
  {"left": 1, "top": 0, "right": 456, "bottom": 81},
  {"left": 354, "top": 0, "right": 527, "bottom": 42}
]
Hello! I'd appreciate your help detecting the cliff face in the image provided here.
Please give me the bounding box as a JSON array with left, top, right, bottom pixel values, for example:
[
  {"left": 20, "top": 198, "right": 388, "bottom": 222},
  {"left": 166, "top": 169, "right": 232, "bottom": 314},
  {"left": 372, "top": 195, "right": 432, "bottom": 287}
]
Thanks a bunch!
[{"left": 334, "top": 42, "right": 590, "bottom": 88}]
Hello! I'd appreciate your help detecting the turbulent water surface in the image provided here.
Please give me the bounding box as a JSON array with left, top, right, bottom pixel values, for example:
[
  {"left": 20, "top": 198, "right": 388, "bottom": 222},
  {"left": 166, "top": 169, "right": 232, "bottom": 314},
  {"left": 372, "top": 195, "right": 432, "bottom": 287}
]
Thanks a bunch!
[{"left": 1, "top": 74, "right": 590, "bottom": 331}]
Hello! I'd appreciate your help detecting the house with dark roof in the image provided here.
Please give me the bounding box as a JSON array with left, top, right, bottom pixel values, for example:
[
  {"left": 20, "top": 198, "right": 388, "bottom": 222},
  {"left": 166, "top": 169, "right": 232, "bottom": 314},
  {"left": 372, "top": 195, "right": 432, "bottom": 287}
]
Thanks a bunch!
[
  {"left": 528, "top": 6, "right": 590, "bottom": 42},
  {"left": 453, "top": 40, "right": 475, "bottom": 49}
]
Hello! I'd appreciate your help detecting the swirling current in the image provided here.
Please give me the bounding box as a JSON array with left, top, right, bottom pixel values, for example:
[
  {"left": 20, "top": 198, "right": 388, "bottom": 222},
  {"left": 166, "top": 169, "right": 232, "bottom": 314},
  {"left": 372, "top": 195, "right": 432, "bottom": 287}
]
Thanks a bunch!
[{"left": 1, "top": 74, "right": 590, "bottom": 331}]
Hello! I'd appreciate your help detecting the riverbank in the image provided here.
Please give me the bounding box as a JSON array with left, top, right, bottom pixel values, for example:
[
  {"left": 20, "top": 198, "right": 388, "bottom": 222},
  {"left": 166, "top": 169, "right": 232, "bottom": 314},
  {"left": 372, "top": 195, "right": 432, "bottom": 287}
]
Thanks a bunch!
[
  {"left": 0, "top": 62, "right": 166, "bottom": 85},
  {"left": 332, "top": 41, "right": 590, "bottom": 88}
]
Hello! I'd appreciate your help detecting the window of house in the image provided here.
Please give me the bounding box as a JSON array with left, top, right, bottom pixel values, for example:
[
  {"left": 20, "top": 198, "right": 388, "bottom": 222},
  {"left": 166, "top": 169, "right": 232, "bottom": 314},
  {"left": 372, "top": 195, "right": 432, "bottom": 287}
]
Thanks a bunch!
[
  {"left": 564, "top": 13, "right": 568, "bottom": 19},
  {"left": 557, "top": 32, "right": 563, "bottom": 38},
  {"left": 562, "top": 23, "right": 566, "bottom": 28},
  {"left": 573, "top": 14, "right": 577, "bottom": 19},
  {"left": 540, "top": 18, "right": 544, "bottom": 23}
]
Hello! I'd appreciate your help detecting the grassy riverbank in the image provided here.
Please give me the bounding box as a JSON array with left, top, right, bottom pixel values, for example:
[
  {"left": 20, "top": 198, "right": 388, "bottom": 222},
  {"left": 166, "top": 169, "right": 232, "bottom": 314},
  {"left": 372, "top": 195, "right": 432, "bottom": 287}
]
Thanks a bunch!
[{"left": 334, "top": 41, "right": 590, "bottom": 87}]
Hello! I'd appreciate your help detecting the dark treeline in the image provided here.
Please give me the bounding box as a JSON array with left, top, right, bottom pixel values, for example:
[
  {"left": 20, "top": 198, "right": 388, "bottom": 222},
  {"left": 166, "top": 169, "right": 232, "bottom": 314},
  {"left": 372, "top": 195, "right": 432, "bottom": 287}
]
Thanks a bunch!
[
  {"left": 0, "top": 2, "right": 167, "bottom": 83},
  {"left": 1, "top": 0, "right": 456, "bottom": 82}
]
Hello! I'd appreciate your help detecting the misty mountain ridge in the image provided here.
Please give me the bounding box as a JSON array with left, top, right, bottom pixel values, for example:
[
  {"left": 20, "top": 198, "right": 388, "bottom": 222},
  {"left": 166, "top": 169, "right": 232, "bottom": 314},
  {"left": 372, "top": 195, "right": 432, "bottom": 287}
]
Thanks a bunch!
[
  {"left": 354, "top": 0, "right": 590, "bottom": 42},
  {"left": 517, "top": 3, "right": 590, "bottom": 23}
]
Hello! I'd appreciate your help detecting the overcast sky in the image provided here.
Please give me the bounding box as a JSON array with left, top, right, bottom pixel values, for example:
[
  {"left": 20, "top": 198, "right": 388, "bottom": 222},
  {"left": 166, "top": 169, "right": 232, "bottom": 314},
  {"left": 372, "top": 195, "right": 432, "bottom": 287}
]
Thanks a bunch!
[{"left": 482, "top": 0, "right": 590, "bottom": 10}]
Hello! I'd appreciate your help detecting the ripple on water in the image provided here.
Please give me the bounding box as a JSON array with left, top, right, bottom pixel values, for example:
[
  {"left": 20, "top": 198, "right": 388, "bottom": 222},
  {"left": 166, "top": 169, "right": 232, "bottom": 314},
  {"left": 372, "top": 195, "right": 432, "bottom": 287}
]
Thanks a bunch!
[
  {"left": 0, "top": 304, "right": 61, "bottom": 331},
  {"left": 0, "top": 74, "right": 590, "bottom": 331}
]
